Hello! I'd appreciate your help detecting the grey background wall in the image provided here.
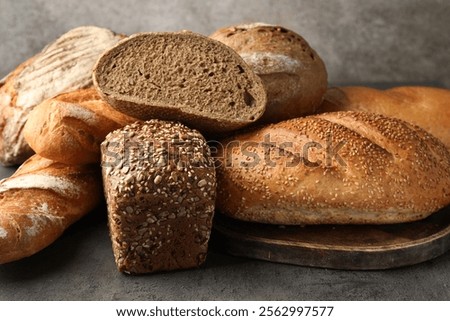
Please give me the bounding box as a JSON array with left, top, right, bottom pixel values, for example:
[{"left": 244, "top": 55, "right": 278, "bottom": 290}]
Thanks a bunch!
[{"left": 1, "top": 0, "right": 449, "bottom": 87}]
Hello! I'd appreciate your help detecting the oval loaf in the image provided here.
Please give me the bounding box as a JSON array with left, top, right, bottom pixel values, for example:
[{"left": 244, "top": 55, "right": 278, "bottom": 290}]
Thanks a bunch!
[{"left": 216, "top": 111, "right": 450, "bottom": 225}]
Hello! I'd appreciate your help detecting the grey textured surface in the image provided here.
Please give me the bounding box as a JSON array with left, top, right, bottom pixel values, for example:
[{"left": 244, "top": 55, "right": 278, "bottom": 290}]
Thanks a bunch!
[
  {"left": 1, "top": 0, "right": 449, "bottom": 87},
  {"left": 1, "top": 0, "right": 450, "bottom": 301},
  {"left": 1, "top": 166, "right": 450, "bottom": 301}
]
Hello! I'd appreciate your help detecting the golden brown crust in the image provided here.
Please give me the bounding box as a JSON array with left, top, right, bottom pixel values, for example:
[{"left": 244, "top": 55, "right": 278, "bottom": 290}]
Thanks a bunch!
[
  {"left": 216, "top": 111, "right": 450, "bottom": 225},
  {"left": 319, "top": 86, "right": 450, "bottom": 149},
  {"left": 0, "top": 155, "right": 102, "bottom": 264},
  {"left": 24, "top": 88, "right": 137, "bottom": 165},
  {"left": 210, "top": 23, "right": 328, "bottom": 123}
]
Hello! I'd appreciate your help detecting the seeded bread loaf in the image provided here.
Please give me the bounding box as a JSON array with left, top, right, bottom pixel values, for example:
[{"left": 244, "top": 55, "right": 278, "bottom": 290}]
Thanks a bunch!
[
  {"left": 319, "top": 86, "right": 450, "bottom": 149},
  {"left": 210, "top": 22, "right": 327, "bottom": 124},
  {"left": 23, "top": 88, "right": 137, "bottom": 165},
  {"left": 0, "top": 155, "right": 102, "bottom": 264},
  {"left": 216, "top": 111, "right": 450, "bottom": 225},
  {"left": 93, "top": 31, "right": 267, "bottom": 135},
  {"left": 0, "top": 26, "right": 123, "bottom": 166},
  {"left": 101, "top": 120, "right": 216, "bottom": 274}
]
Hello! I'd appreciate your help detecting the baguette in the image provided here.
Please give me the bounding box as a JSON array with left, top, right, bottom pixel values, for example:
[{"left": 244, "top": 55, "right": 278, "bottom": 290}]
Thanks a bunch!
[
  {"left": 24, "top": 88, "right": 137, "bottom": 165},
  {"left": 0, "top": 26, "right": 123, "bottom": 166},
  {"left": 216, "top": 111, "right": 450, "bottom": 225},
  {"left": 0, "top": 155, "right": 102, "bottom": 264},
  {"left": 319, "top": 86, "right": 450, "bottom": 149},
  {"left": 210, "top": 23, "right": 327, "bottom": 124},
  {"left": 93, "top": 31, "right": 267, "bottom": 135}
]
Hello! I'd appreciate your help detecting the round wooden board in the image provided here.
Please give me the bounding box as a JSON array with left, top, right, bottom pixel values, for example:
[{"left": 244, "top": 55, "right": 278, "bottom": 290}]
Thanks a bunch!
[{"left": 211, "top": 206, "right": 450, "bottom": 270}]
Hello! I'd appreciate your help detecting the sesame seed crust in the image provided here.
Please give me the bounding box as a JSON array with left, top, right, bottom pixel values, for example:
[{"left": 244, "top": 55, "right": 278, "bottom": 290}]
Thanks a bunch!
[
  {"left": 216, "top": 111, "right": 450, "bottom": 225},
  {"left": 101, "top": 120, "right": 216, "bottom": 274}
]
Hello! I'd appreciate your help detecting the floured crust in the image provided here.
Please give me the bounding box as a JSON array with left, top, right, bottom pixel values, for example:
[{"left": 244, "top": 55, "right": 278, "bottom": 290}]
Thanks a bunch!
[
  {"left": 0, "top": 155, "right": 102, "bottom": 264},
  {"left": 216, "top": 111, "right": 450, "bottom": 225},
  {"left": 0, "top": 26, "right": 123, "bottom": 166},
  {"left": 210, "top": 23, "right": 328, "bottom": 123}
]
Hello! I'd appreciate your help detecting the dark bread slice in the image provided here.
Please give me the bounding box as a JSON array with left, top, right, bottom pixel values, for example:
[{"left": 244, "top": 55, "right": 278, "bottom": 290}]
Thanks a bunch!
[{"left": 93, "top": 32, "right": 267, "bottom": 135}]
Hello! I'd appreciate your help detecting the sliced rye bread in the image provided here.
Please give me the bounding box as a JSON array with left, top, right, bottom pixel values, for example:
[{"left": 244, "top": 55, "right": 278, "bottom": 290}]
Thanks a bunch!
[{"left": 92, "top": 31, "right": 267, "bottom": 135}]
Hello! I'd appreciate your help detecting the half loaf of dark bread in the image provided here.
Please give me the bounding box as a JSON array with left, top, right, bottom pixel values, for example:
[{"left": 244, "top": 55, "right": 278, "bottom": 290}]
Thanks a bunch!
[{"left": 93, "top": 32, "right": 267, "bottom": 135}]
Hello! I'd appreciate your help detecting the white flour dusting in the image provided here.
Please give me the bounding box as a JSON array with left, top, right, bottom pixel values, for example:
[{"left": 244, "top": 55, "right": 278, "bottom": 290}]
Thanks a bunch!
[
  {"left": 0, "top": 227, "right": 7, "bottom": 239},
  {"left": 59, "top": 102, "right": 99, "bottom": 126},
  {"left": 26, "top": 215, "right": 63, "bottom": 237},
  {"left": 0, "top": 174, "right": 81, "bottom": 197},
  {"left": 240, "top": 52, "right": 303, "bottom": 74},
  {"left": 235, "top": 22, "right": 274, "bottom": 29}
]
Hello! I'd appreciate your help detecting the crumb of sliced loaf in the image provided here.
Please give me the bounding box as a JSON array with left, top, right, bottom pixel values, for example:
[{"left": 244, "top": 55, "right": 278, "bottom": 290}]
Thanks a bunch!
[{"left": 93, "top": 32, "right": 267, "bottom": 134}]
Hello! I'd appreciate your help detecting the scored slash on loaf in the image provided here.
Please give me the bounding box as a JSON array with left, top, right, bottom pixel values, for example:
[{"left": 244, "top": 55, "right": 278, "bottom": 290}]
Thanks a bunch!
[{"left": 101, "top": 120, "right": 216, "bottom": 274}]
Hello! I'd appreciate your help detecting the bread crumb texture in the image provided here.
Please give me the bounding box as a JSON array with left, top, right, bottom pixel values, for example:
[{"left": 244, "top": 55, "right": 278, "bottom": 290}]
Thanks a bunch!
[{"left": 93, "top": 32, "right": 267, "bottom": 132}]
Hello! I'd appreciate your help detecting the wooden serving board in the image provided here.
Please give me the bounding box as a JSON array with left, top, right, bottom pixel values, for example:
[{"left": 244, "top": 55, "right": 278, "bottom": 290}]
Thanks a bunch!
[{"left": 211, "top": 206, "right": 450, "bottom": 270}]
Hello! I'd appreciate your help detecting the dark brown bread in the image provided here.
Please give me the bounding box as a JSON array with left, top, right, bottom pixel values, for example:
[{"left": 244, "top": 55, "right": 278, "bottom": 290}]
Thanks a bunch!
[
  {"left": 0, "top": 26, "right": 123, "bottom": 166},
  {"left": 319, "top": 86, "right": 450, "bottom": 149},
  {"left": 24, "top": 88, "right": 137, "bottom": 165},
  {"left": 93, "top": 31, "right": 267, "bottom": 136},
  {"left": 101, "top": 120, "right": 216, "bottom": 274},
  {"left": 0, "top": 155, "right": 102, "bottom": 264},
  {"left": 210, "top": 22, "right": 328, "bottom": 124},
  {"left": 216, "top": 111, "right": 450, "bottom": 225}
]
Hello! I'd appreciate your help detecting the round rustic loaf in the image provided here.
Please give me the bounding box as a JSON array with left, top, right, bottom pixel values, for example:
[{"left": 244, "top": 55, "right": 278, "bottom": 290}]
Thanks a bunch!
[
  {"left": 101, "top": 120, "right": 216, "bottom": 274},
  {"left": 319, "top": 86, "right": 450, "bottom": 150},
  {"left": 216, "top": 111, "right": 450, "bottom": 225},
  {"left": 210, "top": 22, "right": 328, "bottom": 124}
]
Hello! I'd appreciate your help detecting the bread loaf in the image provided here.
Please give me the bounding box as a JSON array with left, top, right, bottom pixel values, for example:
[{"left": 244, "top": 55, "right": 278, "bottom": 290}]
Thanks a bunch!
[
  {"left": 23, "top": 88, "right": 137, "bottom": 165},
  {"left": 0, "top": 155, "right": 102, "bottom": 264},
  {"left": 210, "top": 22, "right": 327, "bottom": 123},
  {"left": 216, "top": 111, "right": 450, "bottom": 225},
  {"left": 101, "top": 120, "right": 216, "bottom": 274},
  {"left": 93, "top": 31, "right": 267, "bottom": 135},
  {"left": 0, "top": 26, "right": 123, "bottom": 166},
  {"left": 319, "top": 86, "right": 450, "bottom": 149}
]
